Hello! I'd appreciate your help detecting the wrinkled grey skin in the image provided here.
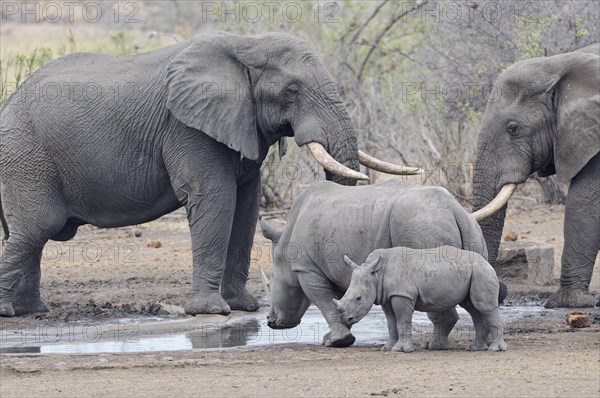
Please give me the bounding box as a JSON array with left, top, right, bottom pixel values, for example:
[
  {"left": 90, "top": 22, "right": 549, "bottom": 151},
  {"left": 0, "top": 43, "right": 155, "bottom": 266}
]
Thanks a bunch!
[
  {"left": 261, "top": 180, "right": 488, "bottom": 347},
  {"left": 473, "top": 43, "right": 599, "bottom": 308},
  {"left": 0, "top": 32, "right": 362, "bottom": 317},
  {"left": 335, "top": 246, "right": 507, "bottom": 352}
]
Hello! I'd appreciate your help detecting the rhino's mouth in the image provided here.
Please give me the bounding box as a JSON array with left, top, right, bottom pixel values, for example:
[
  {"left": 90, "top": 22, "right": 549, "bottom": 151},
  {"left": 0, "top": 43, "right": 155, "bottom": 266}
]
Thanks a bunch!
[
  {"left": 267, "top": 320, "right": 300, "bottom": 330},
  {"left": 267, "top": 312, "right": 300, "bottom": 329}
]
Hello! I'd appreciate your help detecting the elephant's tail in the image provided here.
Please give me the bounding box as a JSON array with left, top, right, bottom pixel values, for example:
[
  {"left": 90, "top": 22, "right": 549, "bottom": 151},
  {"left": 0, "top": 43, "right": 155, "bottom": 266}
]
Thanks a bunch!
[{"left": 0, "top": 188, "right": 8, "bottom": 242}]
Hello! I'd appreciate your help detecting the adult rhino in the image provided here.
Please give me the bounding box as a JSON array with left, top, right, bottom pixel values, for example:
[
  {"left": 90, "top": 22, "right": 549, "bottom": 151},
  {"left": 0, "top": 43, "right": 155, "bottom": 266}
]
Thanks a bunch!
[{"left": 261, "top": 180, "right": 504, "bottom": 347}]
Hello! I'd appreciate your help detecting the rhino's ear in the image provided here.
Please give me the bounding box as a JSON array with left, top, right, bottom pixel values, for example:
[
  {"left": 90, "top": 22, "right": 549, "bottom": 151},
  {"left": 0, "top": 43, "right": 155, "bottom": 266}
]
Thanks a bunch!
[
  {"left": 365, "top": 256, "right": 381, "bottom": 274},
  {"left": 260, "top": 218, "right": 283, "bottom": 244},
  {"left": 343, "top": 255, "right": 359, "bottom": 269},
  {"left": 333, "top": 299, "right": 342, "bottom": 309}
]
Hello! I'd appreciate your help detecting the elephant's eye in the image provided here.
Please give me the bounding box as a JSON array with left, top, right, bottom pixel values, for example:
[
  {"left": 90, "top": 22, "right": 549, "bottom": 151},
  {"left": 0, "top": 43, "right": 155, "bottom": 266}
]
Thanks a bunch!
[
  {"left": 356, "top": 296, "right": 362, "bottom": 302},
  {"left": 506, "top": 123, "right": 519, "bottom": 136},
  {"left": 285, "top": 86, "right": 300, "bottom": 101}
]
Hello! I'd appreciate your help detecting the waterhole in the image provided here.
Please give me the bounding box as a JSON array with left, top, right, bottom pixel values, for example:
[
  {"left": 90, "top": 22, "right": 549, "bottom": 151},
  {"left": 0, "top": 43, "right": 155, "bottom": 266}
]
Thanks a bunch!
[{"left": 0, "top": 306, "right": 552, "bottom": 354}]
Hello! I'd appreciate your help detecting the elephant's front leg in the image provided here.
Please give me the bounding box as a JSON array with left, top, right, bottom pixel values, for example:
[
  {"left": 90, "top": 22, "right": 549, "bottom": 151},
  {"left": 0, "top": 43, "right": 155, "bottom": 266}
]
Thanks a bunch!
[
  {"left": 545, "top": 154, "right": 599, "bottom": 308},
  {"left": 297, "top": 270, "right": 355, "bottom": 347},
  {"left": 221, "top": 173, "right": 260, "bottom": 311},
  {"left": 182, "top": 178, "right": 237, "bottom": 316}
]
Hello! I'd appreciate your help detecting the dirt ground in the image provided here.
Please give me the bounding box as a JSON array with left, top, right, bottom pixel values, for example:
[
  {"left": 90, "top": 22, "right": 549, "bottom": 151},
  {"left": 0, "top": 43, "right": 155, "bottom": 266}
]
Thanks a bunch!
[{"left": 1, "top": 187, "right": 599, "bottom": 397}]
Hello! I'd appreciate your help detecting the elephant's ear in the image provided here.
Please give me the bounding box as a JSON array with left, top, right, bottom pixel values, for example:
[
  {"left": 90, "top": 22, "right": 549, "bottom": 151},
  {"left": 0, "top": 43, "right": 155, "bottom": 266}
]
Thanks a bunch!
[
  {"left": 165, "top": 33, "right": 260, "bottom": 160},
  {"left": 546, "top": 52, "right": 600, "bottom": 181}
]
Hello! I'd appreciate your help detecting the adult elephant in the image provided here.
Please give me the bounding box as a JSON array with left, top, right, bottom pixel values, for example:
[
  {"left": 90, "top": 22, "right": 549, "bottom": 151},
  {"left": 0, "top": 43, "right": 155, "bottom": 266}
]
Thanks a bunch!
[
  {"left": 0, "top": 32, "right": 418, "bottom": 317},
  {"left": 472, "top": 43, "right": 599, "bottom": 308}
]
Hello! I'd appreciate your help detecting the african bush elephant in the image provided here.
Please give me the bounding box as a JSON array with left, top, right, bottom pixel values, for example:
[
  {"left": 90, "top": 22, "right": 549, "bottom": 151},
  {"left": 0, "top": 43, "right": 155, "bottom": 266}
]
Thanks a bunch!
[
  {"left": 261, "top": 180, "right": 492, "bottom": 347},
  {"left": 472, "top": 43, "right": 599, "bottom": 308},
  {"left": 0, "top": 32, "right": 417, "bottom": 317}
]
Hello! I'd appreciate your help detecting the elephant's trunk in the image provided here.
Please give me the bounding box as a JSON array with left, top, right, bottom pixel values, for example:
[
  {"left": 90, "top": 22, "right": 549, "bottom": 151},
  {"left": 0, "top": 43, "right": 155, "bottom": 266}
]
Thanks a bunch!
[
  {"left": 472, "top": 168, "right": 507, "bottom": 265},
  {"left": 324, "top": 125, "right": 362, "bottom": 186}
]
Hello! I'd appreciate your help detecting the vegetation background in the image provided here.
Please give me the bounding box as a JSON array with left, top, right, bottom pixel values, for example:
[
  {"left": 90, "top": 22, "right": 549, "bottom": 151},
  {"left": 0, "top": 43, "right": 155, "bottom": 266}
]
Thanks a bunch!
[{"left": 1, "top": 0, "right": 599, "bottom": 209}]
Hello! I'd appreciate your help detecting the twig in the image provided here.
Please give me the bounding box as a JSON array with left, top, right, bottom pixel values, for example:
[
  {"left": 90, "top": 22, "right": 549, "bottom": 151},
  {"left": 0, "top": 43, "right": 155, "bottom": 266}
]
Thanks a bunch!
[
  {"left": 357, "top": 0, "right": 428, "bottom": 83},
  {"left": 349, "top": 0, "right": 390, "bottom": 45}
]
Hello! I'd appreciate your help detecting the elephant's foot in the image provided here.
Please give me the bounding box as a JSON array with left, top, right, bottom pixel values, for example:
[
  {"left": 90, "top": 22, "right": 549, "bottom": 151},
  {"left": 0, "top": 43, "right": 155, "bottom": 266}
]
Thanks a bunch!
[
  {"left": 185, "top": 293, "right": 231, "bottom": 315},
  {"left": 487, "top": 340, "right": 508, "bottom": 352},
  {"left": 422, "top": 338, "right": 452, "bottom": 350},
  {"left": 544, "top": 288, "right": 596, "bottom": 308},
  {"left": 323, "top": 325, "right": 355, "bottom": 347},
  {"left": 222, "top": 289, "right": 260, "bottom": 312},
  {"left": 12, "top": 298, "right": 50, "bottom": 316},
  {"left": 391, "top": 340, "right": 414, "bottom": 353},
  {"left": 466, "top": 340, "right": 489, "bottom": 351},
  {"left": 0, "top": 301, "right": 15, "bottom": 317}
]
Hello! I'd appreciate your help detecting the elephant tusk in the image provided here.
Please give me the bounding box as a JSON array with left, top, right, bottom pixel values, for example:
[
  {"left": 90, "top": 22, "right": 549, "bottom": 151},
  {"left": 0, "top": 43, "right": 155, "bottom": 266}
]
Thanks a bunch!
[
  {"left": 472, "top": 184, "right": 518, "bottom": 222},
  {"left": 306, "top": 142, "right": 370, "bottom": 181},
  {"left": 258, "top": 263, "right": 271, "bottom": 302},
  {"left": 358, "top": 151, "right": 423, "bottom": 175}
]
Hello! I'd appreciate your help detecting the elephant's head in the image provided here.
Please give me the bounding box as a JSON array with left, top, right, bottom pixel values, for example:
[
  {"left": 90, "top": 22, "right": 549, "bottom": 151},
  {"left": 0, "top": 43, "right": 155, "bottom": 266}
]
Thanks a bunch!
[
  {"left": 472, "top": 46, "right": 600, "bottom": 263},
  {"left": 165, "top": 32, "right": 420, "bottom": 185},
  {"left": 260, "top": 218, "right": 310, "bottom": 329}
]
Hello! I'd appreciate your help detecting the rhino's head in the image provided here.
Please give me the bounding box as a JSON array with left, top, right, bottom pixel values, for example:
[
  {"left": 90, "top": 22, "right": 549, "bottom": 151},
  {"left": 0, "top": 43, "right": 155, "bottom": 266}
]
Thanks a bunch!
[
  {"left": 333, "top": 255, "right": 381, "bottom": 326},
  {"left": 260, "top": 219, "right": 311, "bottom": 329}
]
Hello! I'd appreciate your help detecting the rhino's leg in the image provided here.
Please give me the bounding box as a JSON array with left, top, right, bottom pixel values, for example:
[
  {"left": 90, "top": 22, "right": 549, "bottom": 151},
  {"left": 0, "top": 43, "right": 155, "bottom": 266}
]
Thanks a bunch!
[
  {"left": 462, "top": 302, "right": 489, "bottom": 351},
  {"left": 390, "top": 296, "right": 415, "bottom": 353},
  {"left": 422, "top": 309, "right": 458, "bottom": 350},
  {"left": 381, "top": 303, "right": 398, "bottom": 351},
  {"left": 296, "top": 270, "right": 355, "bottom": 347},
  {"left": 481, "top": 308, "right": 507, "bottom": 352}
]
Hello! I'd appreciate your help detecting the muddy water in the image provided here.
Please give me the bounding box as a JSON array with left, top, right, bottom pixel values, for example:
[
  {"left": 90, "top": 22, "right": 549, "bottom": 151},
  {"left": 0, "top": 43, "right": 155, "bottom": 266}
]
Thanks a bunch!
[{"left": 0, "top": 306, "right": 555, "bottom": 354}]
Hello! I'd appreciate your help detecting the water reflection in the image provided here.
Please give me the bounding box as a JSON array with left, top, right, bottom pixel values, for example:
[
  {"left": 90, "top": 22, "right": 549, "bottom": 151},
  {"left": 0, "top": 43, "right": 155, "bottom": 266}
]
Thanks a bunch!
[{"left": 0, "top": 306, "right": 552, "bottom": 354}]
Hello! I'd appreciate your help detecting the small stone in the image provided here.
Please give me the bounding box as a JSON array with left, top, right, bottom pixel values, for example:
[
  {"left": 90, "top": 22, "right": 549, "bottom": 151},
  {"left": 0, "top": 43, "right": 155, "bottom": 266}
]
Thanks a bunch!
[
  {"left": 566, "top": 311, "right": 592, "bottom": 328},
  {"left": 504, "top": 231, "right": 518, "bottom": 241},
  {"left": 147, "top": 241, "right": 162, "bottom": 248},
  {"left": 133, "top": 229, "right": 143, "bottom": 237},
  {"left": 163, "top": 356, "right": 173, "bottom": 361},
  {"left": 98, "top": 357, "right": 109, "bottom": 363}
]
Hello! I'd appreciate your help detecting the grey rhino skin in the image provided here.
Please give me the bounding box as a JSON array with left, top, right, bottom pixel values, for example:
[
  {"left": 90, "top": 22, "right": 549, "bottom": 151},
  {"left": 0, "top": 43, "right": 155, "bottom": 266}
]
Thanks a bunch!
[
  {"left": 335, "top": 246, "right": 508, "bottom": 353},
  {"left": 261, "top": 180, "right": 490, "bottom": 348}
]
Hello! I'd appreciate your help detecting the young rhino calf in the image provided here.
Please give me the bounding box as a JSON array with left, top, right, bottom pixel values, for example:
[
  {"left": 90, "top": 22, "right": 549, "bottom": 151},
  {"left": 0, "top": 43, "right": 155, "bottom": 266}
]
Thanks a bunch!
[{"left": 334, "top": 246, "right": 507, "bottom": 353}]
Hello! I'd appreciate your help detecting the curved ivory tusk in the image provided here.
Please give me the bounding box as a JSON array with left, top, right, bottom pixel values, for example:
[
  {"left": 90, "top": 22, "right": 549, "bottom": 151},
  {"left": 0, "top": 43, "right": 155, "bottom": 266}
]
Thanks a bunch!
[
  {"left": 358, "top": 151, "right": 423, "bottom": 175},
  {"left": 306, "top": 142, "right": 370, "bottom": 181},
  {"left": 472, "top": 184, "right": 518, "bottom": 222},
  {"left": 258, "top": 263, "right": 271, "bottom": 302}
]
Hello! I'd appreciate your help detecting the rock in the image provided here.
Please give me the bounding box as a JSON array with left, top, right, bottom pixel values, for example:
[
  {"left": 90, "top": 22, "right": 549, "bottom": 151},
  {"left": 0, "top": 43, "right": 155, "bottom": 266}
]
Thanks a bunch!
[
  {"left": 133, "top": 228, "right": 143, "bottom": 237},
  {"left": 147, "top": 241, "right": 162, "bottom": 248},
  {"left": 496, "top": 242, "right": 554, "bottom": 285},
  {"left": 503, "top": 231, "right": 518, "bottom": 241},
  {"left": 566, "top": 311, "right": 592, "bottom": 328}
]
